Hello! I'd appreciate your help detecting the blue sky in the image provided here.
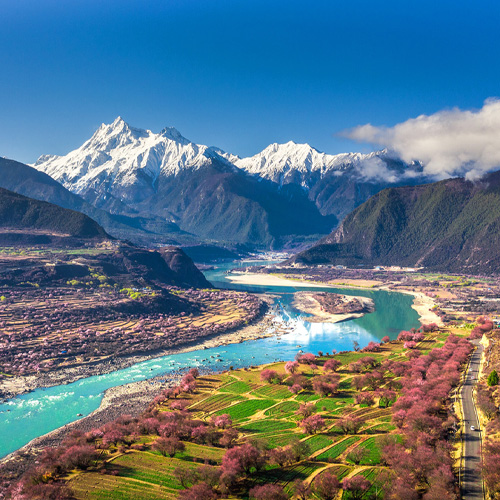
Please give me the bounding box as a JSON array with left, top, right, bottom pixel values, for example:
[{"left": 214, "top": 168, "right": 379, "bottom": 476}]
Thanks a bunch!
[{"left": 1, "top": 0, "right": 499, "bottom": 163}]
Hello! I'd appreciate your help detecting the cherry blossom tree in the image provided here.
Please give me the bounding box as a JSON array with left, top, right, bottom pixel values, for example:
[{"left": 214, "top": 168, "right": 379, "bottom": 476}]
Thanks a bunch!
[
  {"left": 299, "top": 414, "right": 326, "bottom": 434},
  {"left": 292, "top": 479, "right": 311, "bottom": 500},
  {"left": 323, "top": 359, "right": 341, "bottom": 372},
  {"left": 179, "top": 482, "right": 217, "bottom": 500},
  {"left": 285, "top": 360, "right": 299, "bottom": 374},
  {"left": 249, "top": 484, "right": 288, "bottom": 500},
  {"left": 342, "top": 475, "right": 371, "bottom": 500},
  {"left": 152, "top": 436, "right": 185, "bottom": 457},
  {"left": 313, "top": 471, "right": 340, "bottom": 500}
]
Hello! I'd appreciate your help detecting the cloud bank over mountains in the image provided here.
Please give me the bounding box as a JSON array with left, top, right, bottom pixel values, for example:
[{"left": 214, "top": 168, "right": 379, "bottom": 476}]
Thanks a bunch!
[{"left": 344, "top": 98, "right": 500, "bottom": 180}]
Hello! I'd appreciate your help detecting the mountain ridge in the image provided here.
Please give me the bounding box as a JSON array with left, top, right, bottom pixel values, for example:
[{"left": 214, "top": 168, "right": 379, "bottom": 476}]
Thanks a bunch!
[
  {"left": 0, "top": 157, "right": 189, "bottom": 245},
  {"left": 291, "top": 171, "right": 500, "bottom": 274},
  {"left": 33, "top": 118, "right": 337, "bottom": 248},
  {"left": 0, "top": 186, "right": 109, "bottom": 243}
]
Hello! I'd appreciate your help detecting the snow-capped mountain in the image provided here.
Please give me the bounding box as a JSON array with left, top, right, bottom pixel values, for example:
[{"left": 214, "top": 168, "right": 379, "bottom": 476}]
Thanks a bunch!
[
  {"left": 34, "top": 117, "right": 233, "bottom": 203},
  {"left": 235, "top": 141, "right": 424, "bottom": 221},
  {"left": 33, "top": 118, "right": 334, "bottom": 248},
  {"left": 32, "top": 117, "right": 430, "bottom": 247},
  {"left": 236, "top": 141, "right": 386, "bottom": 186}
]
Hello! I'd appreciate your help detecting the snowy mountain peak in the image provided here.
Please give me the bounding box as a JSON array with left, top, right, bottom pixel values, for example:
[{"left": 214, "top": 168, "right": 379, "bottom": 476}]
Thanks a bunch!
[
  {"left": 112, "top": 116, "right": 126, "bottom": 126},
  {"left": 32, "top": 118, "right": 225, "bottom": 200},
  {"left": 160, "top": 126, "right": 190, "bottom": 144},
  {"left": 235, "top": 142, "right": 392, "bottom": 187}
]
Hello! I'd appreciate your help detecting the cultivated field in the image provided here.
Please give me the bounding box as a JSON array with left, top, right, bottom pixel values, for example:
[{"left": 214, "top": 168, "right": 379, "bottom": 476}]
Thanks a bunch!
[{"left": 55, "top": 326, "right": 472, "bottom": 500}]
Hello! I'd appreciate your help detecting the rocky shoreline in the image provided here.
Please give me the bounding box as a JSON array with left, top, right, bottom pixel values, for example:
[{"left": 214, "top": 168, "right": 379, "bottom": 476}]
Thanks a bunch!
[{"left": 0, "top": 371, "right": 181, "bottom": 488}]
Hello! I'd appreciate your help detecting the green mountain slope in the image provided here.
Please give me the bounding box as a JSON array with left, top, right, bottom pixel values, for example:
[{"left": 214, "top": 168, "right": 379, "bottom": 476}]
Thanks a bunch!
[
  {"left": 0, "top": 187, "right": 109, "bottom": 240},
  {"left": 293, "top": 171, "right": 500, "bottom": 273}
]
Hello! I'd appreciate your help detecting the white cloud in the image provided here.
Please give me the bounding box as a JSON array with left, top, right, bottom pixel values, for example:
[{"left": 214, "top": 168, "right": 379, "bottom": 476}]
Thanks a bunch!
[
  {"left": 343, "top": 98, "right": 500, "bottom": 180},
  {"left": 354, "top": 157, "right": 399, "bottom": 183}
]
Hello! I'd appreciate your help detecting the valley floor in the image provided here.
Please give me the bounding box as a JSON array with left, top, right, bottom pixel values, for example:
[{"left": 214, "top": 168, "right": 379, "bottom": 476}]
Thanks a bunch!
[{"left": 226, "top": 270, "right": 443, "bottom": 326}]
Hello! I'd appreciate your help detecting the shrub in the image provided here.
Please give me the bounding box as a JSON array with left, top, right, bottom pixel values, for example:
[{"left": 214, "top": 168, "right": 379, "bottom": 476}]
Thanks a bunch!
[{"left": 488, "top": 370, "right": 499, "bottom": 387}]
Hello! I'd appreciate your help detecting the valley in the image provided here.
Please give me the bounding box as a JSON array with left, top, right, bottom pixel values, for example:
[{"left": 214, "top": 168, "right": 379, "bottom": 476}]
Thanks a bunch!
[
  {"left": 0, "top": 222, "right": 497, "bottom": 500},
  {"left": 3, "top": 4, "right": 499, "bottom": 499},
  {"left": 1, "top": 178, "right": 499, "bottom": 500}
]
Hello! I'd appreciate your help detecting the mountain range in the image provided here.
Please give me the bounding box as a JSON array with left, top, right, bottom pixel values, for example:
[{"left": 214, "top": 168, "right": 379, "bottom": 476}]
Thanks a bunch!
[
  {"left": 32, "top": 117, "right": 424, "bottom": 248},
  {"left": 0, "top": 186, "right": 211, "bottom": 288},
  {"left": 292, "top": 171, "right": 500, "bottom": 274},
  {"left": 235, "top": 142, "right": 425, "bottom": 222},
  {"left": 0, "top": 157, "right": 190, "bottom": 245},
  {"left": 3, "top": 117, "right": 500, "bottom": 272}
]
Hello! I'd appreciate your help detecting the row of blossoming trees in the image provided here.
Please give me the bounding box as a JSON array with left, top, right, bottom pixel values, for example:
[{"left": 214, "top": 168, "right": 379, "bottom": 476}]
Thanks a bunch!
[
  {"left": 0, "top": 287, "right": 264, "bottom": 377},
  {"left": 5, "top": 326, "right": 475, "bottom": 500},
  {"left": 475, "top": 317, "right": 500, "bottom": 498}
]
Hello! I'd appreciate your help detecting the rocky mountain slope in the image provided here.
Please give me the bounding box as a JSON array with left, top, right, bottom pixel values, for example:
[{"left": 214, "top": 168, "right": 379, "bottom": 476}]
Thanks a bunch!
[
  {"left": 236, "top": 142, "right": 426, "bottom": 222},
  {"left": 0, "top": 157, "right": 188, "bottom": 245},
  {"left": 0, "top": 187, "right": 211, "bottom": 287},
  {"left": 33, "top": 118, "right": 334, "bottom": 248},
  {"left": 292, "top": 171, "right": 500, "bottom": 274}
]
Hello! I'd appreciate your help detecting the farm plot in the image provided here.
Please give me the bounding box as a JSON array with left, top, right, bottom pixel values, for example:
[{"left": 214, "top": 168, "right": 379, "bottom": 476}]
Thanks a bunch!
[
  {"left": 239, "top": 419, "right": 296, "bottom": 434},
  {"left": 189, "top": 393, "right": 246, "bottom": 413},
  {"left": 213, "top": 399, "right": 275, "bottom": 420},
  {"left": 264, "top": 401, "right": 300, "bottom": 418},
  {"left": 317, "top": 436, "right": 361, "bottom": 460},
  {"left": 218, "top": 380, "right": 253, "bottom": 394}
]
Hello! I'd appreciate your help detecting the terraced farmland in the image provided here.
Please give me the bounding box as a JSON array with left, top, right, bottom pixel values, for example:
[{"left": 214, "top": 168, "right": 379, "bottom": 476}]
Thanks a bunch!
[{"left": 39, "top": 327, "right": 469, "bottom": 500}]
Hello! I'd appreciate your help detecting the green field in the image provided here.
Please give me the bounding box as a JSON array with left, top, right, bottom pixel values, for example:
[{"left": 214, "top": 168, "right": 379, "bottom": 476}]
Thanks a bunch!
[
  {"left": 264, "top": 401, "right": 300, "bottom": 418},
  {"left": 218, "top": 380, "right": 253, "bottom": 394},
  {"left": 213, "top": 398, "right": 275, "bottom": 420},
  {"left": 61, "top": 327, "right": 466, "bottom": 500},
  {"left": 317, "top": 436, "right": 361, "bottom": 460}
]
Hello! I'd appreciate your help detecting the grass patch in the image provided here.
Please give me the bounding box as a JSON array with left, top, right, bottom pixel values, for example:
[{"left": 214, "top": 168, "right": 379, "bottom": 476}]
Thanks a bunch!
[
  {"left": 189, "top": 393, "right": 245, "bottom": 413},
  {"left": 317, "top": 436, "right": 361, "bottom": 460},
  {"left": 315, "top": 397, "right": 354, "bottom": 412},
  {"left": 263, "top": 432, "right": 305, "bottom": 449},
  {"left": 177, "top": 442, "right": 225, "bottom": 464},
  {"left": 218, "top": 381, "right": 252, "bottom": 394},
  {"left": 303, "top": 434, "right": 334, "bottom": 453},
  {"left": 239, "top": 419, "right": 296, "bottom": 434},
  {"left": 264, "top": 401, "right": 300, "bottom": 418},
  {"left": 295, "top": 392, "right": 321, "bottom": 402},
  {"left": 250, "top": 384, "right": 293, "bottom": 399},
  {"left": 214, "top": 399, "right": 275, "bottom": 420}
]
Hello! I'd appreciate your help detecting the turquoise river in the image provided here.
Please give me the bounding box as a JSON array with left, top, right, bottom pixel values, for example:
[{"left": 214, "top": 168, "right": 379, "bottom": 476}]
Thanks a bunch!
[{"left": 0, "top": 260, "right": 419, "bottom": 458}]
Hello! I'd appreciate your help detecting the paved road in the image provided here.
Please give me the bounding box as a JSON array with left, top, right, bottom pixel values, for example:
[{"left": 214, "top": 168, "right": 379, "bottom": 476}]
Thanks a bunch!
[{"left": 461, "top": 340, "right": 484, "bottom": 499}]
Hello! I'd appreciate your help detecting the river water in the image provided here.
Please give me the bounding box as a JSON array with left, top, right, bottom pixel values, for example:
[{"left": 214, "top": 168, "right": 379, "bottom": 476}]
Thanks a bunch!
[{"left": 0, "top": 260, "right": 418, "bottom": 458}]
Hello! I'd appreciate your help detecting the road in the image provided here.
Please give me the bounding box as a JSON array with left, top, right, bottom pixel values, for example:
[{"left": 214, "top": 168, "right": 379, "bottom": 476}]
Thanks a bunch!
[{"left": 460, "top": 339, "right": 484, "bottom": 499}]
